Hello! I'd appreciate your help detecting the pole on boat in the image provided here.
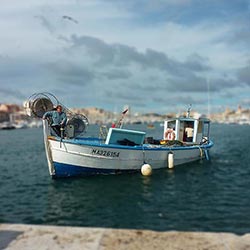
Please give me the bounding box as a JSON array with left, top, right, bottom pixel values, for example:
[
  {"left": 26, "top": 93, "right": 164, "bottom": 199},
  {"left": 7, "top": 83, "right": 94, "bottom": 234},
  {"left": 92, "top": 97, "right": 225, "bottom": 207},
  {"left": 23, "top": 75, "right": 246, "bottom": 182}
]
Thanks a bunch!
[
  {"left": 60, "top": 126, "right": 64, "bottom": 148},
  {"left": 186, "top": 104, "right": 192, "bottom": 118},
  {"left": 116, "top": 108, "right": 129, "bottom": 128},
  {"left": 168, "top": 152, "right": 174, "bottom": 169},
  {"left": 204, "top": 149, "right": 210, "bottom": 161}
]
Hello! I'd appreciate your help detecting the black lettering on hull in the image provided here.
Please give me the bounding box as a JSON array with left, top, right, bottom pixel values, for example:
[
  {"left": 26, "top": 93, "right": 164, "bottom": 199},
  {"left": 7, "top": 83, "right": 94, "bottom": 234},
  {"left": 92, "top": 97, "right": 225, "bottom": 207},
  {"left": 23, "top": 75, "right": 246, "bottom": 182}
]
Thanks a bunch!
[{"left": 92, "top": 149, "right": 120, "bottom": 158}]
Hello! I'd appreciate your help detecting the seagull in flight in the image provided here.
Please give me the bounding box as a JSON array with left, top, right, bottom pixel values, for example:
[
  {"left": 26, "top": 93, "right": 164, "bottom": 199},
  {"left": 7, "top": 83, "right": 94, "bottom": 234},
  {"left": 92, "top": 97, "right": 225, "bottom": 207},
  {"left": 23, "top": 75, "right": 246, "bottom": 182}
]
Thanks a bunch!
[{"left": 62, "top": 15, "right": 78, "bottom": 24}]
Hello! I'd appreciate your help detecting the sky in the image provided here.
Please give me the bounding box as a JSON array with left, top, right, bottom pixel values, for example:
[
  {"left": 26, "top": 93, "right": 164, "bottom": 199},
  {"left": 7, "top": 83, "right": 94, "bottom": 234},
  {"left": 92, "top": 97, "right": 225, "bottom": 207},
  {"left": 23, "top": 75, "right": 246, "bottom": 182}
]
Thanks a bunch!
[{"left": 0, "top": 0, "right": 250, "bottom": 115}]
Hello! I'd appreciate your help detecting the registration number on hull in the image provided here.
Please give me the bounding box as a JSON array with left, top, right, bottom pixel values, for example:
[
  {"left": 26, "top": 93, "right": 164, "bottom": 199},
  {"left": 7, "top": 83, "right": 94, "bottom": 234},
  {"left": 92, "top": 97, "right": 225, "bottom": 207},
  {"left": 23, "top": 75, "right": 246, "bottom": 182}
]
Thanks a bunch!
[{"left": 92, "top": 149, "right": 120, "bottom": 158}]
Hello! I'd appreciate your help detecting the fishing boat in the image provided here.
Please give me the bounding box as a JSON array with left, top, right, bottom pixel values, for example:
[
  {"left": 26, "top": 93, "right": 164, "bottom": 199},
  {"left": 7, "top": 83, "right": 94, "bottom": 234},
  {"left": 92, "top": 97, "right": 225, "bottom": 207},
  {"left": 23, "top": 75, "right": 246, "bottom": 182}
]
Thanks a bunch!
[
  {"left": 147, "top": 123, "right": 155, "bottom": 129},
  {"left": 25, "top": 93, "right": 213, "bottom": 178},
  {"left": 0, "top": 122, "right": 16, "bottom": 130}
]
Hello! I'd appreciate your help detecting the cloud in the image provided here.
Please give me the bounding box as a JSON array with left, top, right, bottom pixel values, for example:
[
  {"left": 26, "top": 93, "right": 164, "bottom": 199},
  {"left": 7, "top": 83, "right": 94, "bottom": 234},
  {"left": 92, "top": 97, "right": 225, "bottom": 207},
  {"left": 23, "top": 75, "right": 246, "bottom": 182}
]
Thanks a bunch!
[
  {"left": 102, "top": 69, "right": 132, "bottom": 80},
  {"left": 183, "top": 53, "right": 211, "bottom": 72},
  {"left": 241, "top": 98, "right": 250, "bottom": 106},
  {"left": 61, "top": 34, "right": 211, "bottom": 74},
  {"left": 34, "top": 15, "right": 56, "bottom": 34},
  {"left": 152, "top": 94, "right": 203, "bottom": 106},
  {"left": 58, "top": 34, "right": 241, "bottom": 93},
  {"left": 31, "top": 31, "right": 244, "bottom": 113},
  {"left": 46, "top": 61, "right": 95, "bottom": 85},
  {"left": 0, "top": 87, "right": 26, "bottom": 103},
  {"left": 238, "top": 62, "right": 250, "bottom": 86}
]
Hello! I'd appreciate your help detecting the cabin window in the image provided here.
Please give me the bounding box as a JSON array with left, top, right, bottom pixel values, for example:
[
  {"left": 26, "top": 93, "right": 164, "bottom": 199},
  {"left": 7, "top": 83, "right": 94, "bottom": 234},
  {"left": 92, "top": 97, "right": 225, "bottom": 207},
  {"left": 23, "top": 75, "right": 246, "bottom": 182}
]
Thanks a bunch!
[
  {"left": 203, "top": 122, "right": 210, "bottom": 138},
  {"left": 183, "top": 121, "right": 194, "bottom": 142},
  {"left": 198, "top": 122, "right": 203, "bottom": 133},
  {"left": 195, "top": 121, "right": 203, "bottom": 143},
  {"left": 167, "top": 121, "right": 176, "bottom": 130},
  {"left": 164, "top": 120, "right": 176, "bottom": 140}
]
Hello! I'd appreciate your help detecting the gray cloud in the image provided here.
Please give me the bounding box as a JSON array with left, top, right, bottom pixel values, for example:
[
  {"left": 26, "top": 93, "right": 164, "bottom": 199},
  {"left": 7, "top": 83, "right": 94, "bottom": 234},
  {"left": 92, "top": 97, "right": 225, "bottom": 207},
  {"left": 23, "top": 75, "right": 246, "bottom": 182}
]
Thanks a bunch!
[
  {"left": 0, "top": 29, "right": 242, "bottom": 112},
  {"left": 166, "top": 75, "right": 207, "bottom": 92},
  {"left": 0, "top": 87, "right": 26, "bottom": 103},
  {"left": 34, "top": 15, "right": 56, "bottom": 34},
  {"left": 67, "top": 35, "right": 116, "bottom": 66},
  {"left": 102, "top": 69, "right": 132, "bottom": 80},
  {"left": 183, "top": 53, "right": 211, "bottom": 72},
  {"left": 152, "top": 94, "right": 203, "bottom": 106},
  {"left": 49, "top": 35, "right": 246, "bottom": 110},
  {"left": 61, "top": 34, "right": 211, "bottom": 76},
  {"left": 238, "top": 63, "right": 250, "bottom": 86},
  {"left": 222, "top": 16, "right": 250, "bottom": 47},
  {"left": 212, "top": 78, "right": 239, "bottom": 90},
  {"left": 241, "top": 98, "right": 250, "bottom": 105},
  {"left": 46, "top": 61, "right": 95, "bottom": 86}
]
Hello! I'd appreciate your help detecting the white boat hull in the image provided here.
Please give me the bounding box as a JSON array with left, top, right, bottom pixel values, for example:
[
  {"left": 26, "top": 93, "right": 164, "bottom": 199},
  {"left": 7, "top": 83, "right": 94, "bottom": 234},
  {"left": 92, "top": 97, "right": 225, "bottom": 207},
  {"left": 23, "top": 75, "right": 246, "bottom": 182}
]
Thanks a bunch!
[{"left": 46, "top": 137, "right": 213, "bottom": 178}]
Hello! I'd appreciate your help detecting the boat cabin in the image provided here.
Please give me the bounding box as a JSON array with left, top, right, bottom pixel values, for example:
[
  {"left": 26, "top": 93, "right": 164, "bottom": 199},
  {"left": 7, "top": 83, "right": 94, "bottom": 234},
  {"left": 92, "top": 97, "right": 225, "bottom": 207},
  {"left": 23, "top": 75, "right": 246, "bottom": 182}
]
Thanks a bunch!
[
  {"left": 163, "top": 117, "right": 210, "bottom": 144},
  {"left": 105, "top": 128, "right": 146, "bottom": 146}
]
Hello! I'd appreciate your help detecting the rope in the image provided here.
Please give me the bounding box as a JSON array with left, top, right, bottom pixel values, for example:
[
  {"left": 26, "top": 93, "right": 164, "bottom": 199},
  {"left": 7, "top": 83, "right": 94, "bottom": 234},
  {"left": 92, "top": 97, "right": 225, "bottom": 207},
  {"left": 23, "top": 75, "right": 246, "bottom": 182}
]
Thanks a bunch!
[
  {"left": 99, "top": 125, "right": 108, "bottom": 141},
  {"left": 198, "top": 146, "right": 203, "bottom": 159},
  {"left": 142, "top": 145, "right": 146, "bottom": 164}
]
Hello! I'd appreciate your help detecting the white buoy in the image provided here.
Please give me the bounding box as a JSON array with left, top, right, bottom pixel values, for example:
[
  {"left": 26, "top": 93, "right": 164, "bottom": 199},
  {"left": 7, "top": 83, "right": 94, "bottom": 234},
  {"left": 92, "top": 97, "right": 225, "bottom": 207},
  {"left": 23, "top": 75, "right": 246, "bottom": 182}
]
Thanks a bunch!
[
  {"left": 141, "top": 163, "right": 152, "bottom": 176},
  {"left": 168, "top": 152, "right": 174, "bottom": 169}
]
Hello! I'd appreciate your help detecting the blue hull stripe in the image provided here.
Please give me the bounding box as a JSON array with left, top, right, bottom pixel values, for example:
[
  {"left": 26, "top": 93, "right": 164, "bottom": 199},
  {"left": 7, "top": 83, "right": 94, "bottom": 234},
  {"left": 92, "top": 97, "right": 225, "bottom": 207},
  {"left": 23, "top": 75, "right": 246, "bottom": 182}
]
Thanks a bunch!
[{"left": 53, "top": 162, "right": 137, "bottom": 178}]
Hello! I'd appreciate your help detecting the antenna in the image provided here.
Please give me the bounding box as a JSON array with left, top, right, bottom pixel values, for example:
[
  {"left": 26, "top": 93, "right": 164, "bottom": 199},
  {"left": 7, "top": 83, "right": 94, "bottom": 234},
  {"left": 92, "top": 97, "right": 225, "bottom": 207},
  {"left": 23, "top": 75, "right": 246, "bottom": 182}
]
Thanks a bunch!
[
  {"left": 207, "top": 78, "right": 211, "bottom": 118},
  {"left": 186, "top": 104, "right": 192, "bottom": 118}
]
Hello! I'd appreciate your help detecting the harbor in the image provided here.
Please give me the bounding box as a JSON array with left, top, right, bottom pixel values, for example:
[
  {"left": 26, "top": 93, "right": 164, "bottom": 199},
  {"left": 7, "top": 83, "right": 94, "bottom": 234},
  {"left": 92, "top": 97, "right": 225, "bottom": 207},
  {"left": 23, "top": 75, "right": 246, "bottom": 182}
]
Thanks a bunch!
[
  {"left": 1, "top": 124, "right": 250, "bottom": 234},
  {"left": 1, "top": 102, "right": 250, "bottom": 129},
  {"left": 1, "top": 102, "right": 249, "bottom": 249}
]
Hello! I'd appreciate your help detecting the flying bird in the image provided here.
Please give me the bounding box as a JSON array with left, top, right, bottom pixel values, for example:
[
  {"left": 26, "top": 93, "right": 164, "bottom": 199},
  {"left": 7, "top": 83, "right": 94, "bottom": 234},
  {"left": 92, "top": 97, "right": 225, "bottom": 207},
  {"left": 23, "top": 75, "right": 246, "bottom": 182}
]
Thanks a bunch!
[{"left": 62, "top": 15, "right": 78, "bottom": 24}]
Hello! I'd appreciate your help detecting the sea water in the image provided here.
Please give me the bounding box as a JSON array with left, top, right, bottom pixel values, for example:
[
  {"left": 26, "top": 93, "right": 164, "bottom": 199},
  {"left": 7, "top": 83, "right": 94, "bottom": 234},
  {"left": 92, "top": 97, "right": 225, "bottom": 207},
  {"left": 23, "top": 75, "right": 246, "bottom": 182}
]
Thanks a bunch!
[{"left": 0, "top": 123, "right": 250, "bottom": 234}]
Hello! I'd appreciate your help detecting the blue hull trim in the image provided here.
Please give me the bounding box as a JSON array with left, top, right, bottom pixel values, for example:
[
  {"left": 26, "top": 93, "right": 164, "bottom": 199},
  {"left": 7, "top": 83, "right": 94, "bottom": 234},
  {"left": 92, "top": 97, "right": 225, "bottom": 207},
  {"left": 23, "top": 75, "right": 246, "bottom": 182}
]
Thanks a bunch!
[
  {"left": 53, "top": 137, "right": 214, "bottom": 151},
  {"left": 53, "top": 162, "right": 137, "bottom": 178}
]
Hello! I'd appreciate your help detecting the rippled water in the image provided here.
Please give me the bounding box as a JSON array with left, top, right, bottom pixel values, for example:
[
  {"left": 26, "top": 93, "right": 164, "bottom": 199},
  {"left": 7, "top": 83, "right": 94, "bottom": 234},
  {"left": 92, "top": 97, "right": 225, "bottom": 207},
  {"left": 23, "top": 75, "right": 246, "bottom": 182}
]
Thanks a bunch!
[{"left": 0, "top": 123, "right": 250, "bottom": 234}]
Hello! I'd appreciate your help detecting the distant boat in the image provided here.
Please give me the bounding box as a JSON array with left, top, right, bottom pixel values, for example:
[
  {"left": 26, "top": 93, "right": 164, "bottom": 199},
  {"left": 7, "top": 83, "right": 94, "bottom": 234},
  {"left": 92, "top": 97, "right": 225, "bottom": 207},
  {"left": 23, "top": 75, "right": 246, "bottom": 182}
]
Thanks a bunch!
[
  {"left": 147, "top": 123, "right": 155, "bottom": 129},
  {"left": 13, "top": 122, "right": 28, "bottom": 129},
  {"left": 132, "top": 121, "right": 142, "bottom": 124},
  {"left": 0, "top": 122, "right": 16, "bottom": 130},
  {"left": 25, "top": 93, "right": 213, "bottom": 178}
]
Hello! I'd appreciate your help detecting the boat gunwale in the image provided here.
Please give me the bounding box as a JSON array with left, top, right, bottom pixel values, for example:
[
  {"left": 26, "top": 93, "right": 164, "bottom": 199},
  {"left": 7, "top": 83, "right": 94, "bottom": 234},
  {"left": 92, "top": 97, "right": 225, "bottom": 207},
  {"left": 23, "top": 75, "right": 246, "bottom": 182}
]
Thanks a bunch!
[{"left": 48, "top": 137, "right": 214, "bottom": 151}]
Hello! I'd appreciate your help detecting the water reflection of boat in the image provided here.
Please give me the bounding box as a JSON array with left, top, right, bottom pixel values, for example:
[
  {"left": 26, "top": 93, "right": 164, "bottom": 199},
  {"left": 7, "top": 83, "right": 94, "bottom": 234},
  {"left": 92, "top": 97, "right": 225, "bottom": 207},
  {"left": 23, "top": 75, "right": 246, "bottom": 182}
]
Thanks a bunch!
[{"left": 25, "top": 93, "right": 213, "bottom": 178}]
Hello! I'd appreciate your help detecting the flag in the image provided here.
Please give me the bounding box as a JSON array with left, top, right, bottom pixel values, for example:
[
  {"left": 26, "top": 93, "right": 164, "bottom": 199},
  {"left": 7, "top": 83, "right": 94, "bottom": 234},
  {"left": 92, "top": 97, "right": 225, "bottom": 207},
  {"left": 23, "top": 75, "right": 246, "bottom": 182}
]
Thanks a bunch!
[{"left": 122, "top": 108, "right": 128, "bottom": 115}]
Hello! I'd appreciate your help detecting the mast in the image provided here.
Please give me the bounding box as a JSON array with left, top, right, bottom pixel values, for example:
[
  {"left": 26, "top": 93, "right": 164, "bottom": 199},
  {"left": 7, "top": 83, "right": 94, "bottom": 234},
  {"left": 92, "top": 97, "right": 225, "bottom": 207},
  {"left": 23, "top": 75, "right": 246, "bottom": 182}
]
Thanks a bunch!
[{"left": 207, "top": 78, "right": 211, "bottom": 118}]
